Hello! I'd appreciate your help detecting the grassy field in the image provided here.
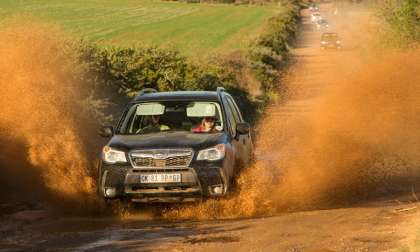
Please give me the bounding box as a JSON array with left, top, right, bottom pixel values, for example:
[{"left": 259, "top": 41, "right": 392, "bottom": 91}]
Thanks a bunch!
[{"left": 0, "top": 0, "right": 278, "bottom": 54}]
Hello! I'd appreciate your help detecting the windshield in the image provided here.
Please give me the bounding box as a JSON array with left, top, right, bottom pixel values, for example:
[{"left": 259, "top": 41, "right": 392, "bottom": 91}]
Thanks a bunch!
[
  {"left": 118, "top": 100, "right": 224, "bottom": 135},
  {"left": 322, "top": 33, "right": 338, "bottom": 40}
]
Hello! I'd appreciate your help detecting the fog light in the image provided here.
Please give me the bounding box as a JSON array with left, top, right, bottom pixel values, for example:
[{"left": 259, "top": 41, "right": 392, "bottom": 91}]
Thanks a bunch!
[
  {"left": 209, "top": 184, "right": 224, "bottom": 196},
  {"left": 104, "top": 187, "right": 116, "bottom": 198}
]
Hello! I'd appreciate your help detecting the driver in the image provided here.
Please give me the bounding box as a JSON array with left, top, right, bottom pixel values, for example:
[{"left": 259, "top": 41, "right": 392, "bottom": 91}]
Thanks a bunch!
[
  {"left": 138, "top": 115, "right": 169, "bottom": 134},
  {"left": 192, "top": 117, "right": 218, "bottom": 133}
]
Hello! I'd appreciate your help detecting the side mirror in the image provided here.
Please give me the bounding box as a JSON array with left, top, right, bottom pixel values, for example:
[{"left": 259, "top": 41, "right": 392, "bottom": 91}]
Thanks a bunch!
[
  {"left": 236, "top": 122, "right": 250, "bottom": 135},
  {"left": 99, "top": 126, "right": 114, "bottom": 138}
]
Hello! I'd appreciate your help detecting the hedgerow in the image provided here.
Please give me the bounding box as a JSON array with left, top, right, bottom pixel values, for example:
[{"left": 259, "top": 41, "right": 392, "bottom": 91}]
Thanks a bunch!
[
  {"left": 78, "top": 2, "right": 301, "bottom": 124},
  {"left": 378, "top": 0, "right": 420, "bottom": 47},
  {"left": 248, "top": 2, "right": 300, "bottom": 92}
]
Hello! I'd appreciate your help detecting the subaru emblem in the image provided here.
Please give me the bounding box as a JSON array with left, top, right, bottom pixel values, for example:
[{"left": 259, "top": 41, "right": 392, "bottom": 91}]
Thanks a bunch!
[{"left": 154, "top": 153, "right": 167, "bottom": 159}]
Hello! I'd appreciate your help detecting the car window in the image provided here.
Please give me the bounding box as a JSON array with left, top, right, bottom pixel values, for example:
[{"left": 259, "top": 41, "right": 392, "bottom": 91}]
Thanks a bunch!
[
  {"left": 321, "top": 33, "right": 338, "bottom": 41},
  {"left": 117, "top": 101, "right": 224, "bottom": 135},
  {"left": 226, "top": 96, "right": 243, "bottom": 123},
  {"left": 221, "top": 96, "right": 236, "bottom": 136},
  {"left": 119, "top": 104, "right": 137, "bottom": 133},
  {"left": 322, "top": 33, "right": 338, "bottom": 40}
]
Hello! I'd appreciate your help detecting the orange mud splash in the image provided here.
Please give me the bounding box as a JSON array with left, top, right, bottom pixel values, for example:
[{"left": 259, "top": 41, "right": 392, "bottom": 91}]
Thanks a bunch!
[
  {"left": 0, "top": 21, "right": 95, "bottom": 201},
  {"left": 271, "top": 51, "right": 420, "bottom": 208},
  {"left": 163, "top": 50, "right": 420, "bottom": 220}
]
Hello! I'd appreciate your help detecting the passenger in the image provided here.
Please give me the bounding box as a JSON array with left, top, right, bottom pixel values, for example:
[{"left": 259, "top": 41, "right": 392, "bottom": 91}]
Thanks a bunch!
[{"left": 192, "top": 117, "right": 218, "bottom": 133}]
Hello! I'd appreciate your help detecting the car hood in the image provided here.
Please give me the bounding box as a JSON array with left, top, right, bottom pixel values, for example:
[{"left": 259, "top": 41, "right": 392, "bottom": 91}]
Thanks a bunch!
[{"left": 108, "top": 132, "right": 226, "bottom": 151}]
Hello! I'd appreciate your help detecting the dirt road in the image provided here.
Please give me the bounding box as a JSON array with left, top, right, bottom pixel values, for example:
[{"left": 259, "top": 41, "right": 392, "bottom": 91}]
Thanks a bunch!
[{"left": 1, "top": 4, "right": 420, "bottom": 252}]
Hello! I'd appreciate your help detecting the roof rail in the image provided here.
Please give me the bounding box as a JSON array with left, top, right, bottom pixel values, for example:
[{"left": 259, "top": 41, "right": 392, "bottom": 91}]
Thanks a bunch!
[
  {"left": 137, "top": 88, "right": 157, "bottom": 96},
  {"left": 216, "top": 86, "right": 225, "bottom": 93}
]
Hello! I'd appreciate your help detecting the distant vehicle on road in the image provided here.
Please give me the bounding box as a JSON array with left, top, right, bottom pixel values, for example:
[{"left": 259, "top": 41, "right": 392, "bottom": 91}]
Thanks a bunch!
[
  {"left": 316, "top": 18, "right": 329, "bottom": 30},
  {"left": 309, "top": 4, "right": 319, "bottom": 12},
  {"left": 320, "top": 32, "right": 341, "bottom": 50},
  {"left": 311, "top": 12, "right": 322, "bottom": 23},
  {"left": 97, "top": 87, "right": 253, "bottom": 203}
]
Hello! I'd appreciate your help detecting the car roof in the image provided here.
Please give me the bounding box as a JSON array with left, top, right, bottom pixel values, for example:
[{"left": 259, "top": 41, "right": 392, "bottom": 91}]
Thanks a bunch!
[{"left": 133, "top": 91, "right": 220, "bottom": 103}]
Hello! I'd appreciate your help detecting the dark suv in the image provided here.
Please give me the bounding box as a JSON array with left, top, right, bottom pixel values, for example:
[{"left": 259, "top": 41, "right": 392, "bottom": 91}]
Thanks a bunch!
[{"left": 97, "top": 87, "right": 253, "bottom": 203}]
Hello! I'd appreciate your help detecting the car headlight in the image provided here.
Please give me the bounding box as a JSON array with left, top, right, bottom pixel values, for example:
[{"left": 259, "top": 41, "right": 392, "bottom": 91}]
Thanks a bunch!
[
  {"left": 336, "top": 40, "right": 341, "bottom": 44},
  {"left": 197, "top": 144, "right": 225, "bottom": 161},
  {"left": 102, "top": 146, "right": 127, "bottom": 164},
  {"left": 321, "top": 41, "right": 327, "bottom": 44}
]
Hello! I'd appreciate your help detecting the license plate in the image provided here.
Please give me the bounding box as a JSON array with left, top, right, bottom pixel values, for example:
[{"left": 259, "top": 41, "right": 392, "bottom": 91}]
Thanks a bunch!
[{"left": 140, "top": 173, "right": 181, "bottom": 183}]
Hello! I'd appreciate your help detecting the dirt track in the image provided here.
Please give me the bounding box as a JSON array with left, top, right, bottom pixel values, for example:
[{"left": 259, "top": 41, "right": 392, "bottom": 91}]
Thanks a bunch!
[{"left": 1, "top": 4, "right": 420, "bottom": 252}]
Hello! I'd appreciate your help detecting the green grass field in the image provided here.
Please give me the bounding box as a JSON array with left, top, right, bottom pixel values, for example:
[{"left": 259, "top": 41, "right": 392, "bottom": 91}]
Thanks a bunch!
[{"left": 0, "top": 0, "right": 277, "bottom": 54}]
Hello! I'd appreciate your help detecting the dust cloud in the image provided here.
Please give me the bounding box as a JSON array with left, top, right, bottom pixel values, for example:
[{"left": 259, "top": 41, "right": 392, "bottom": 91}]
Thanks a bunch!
[
  {"left": 163, "top": 48, "right": 420, "bottom": 219},
  {"left": 0, "top": 20, "right": 98, "bottom": 208},
  {"left": 269, "top": 51, "right": 420, "bottom": 208}
]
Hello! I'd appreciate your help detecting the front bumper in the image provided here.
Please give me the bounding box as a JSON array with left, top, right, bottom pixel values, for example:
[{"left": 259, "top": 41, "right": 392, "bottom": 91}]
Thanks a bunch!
[
  {"left": 99, "top": 161, "right": 228, "bottom": 203},
  {"left": 321, "top": 43, "right": 341, "bottom": 49}
]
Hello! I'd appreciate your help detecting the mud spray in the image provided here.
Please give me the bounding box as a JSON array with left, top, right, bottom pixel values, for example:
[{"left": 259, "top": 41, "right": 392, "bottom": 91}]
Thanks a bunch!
[
  {"left": 1, "top": 15, "right": 419, "bottom": 220},
  {"left": 160, "top": 12, "right": 420, "bottom": 220},
  {"left": 0, "top": 20, "right": 100, "bottom": 212},
  {"left": 160, "top": 51, "right": 420, "bottom": 220}
]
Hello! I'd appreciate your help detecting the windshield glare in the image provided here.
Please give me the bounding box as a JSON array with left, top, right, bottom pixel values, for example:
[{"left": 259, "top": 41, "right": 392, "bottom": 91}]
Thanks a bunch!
[
  {"left": 322, "top": 33, "right": 338, "bottom": 40},
  {"left": 118, "top": 101, "right": 224, "bottom": 135}
]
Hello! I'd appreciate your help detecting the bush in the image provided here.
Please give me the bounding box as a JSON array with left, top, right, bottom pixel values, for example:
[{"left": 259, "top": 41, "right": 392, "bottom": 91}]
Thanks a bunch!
[
  {"left": 78, "top": 44, "right": 259, "bottom": 121},
  {"left": 79, "top": 44, "right": 188, "bottom": 96},
  {"left": 247, "top": 3, "right": 300, "bottom": 92},
  {"left": 378, "top": 0, "right": 420, "bottom": 46}
]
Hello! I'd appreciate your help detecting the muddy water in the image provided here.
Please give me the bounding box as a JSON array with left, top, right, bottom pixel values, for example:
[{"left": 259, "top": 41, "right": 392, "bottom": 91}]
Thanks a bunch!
[
  {"left": 161, "top": 5, "right": 420, "bottom": 220},
  {"left": 0, "top": 20, "right": 97, "bottom": 208}
]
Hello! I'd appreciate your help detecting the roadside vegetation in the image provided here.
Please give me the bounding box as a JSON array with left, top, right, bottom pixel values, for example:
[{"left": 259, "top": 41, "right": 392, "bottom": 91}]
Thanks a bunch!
[{"left": 377, "top": 0, "right": 420, "bottom": 47}]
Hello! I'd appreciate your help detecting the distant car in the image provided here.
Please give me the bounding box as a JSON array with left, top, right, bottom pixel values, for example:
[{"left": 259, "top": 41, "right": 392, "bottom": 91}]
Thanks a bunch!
[
  {"left": 311, "top": 12, "right": 321, "bottom": 23},
  {"left": 309, "top": 4, "right": 319, "bottom": 12},
  {"left": 316, "top": 19, "right": 329, "bottom": 30},
  {"left": 320, "top": 32, "right": 341, "bottom": 49}
]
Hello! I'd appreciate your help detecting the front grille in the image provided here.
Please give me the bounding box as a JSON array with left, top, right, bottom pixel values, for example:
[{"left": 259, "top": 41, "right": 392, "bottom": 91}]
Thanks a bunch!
[
  {"left": 167, "top": 156, "right": 191, "bottom": 166},
  {"left": 130, "top": 149, "right": 193, "bottom": 169}
]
